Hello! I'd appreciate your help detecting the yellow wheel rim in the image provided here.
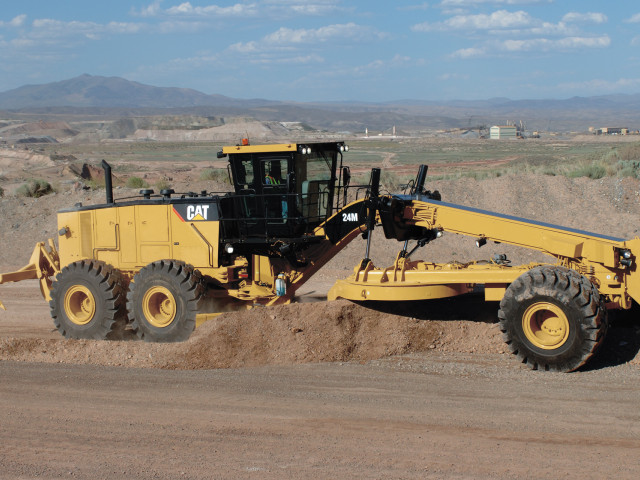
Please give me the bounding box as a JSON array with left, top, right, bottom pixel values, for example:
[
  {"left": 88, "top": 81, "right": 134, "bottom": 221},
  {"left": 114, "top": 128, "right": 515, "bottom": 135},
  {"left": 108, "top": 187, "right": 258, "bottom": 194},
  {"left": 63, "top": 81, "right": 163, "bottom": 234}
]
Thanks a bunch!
[
  {"left": 142, "top": 286, "right": 176, "bottom": 328},
  {"left": 64, "top": 285, "right": 96, "bottom": 326},
  {"left": 522, "top": 302, "right": 570, "bottom": 350}
]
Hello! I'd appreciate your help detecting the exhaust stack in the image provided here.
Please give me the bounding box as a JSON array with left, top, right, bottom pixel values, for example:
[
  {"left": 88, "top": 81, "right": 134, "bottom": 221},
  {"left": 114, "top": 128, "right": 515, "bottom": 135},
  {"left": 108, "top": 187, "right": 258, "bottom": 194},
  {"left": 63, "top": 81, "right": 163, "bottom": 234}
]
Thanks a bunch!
[{"left": 101, "top": 160, "right": 114, "bottom": 204}]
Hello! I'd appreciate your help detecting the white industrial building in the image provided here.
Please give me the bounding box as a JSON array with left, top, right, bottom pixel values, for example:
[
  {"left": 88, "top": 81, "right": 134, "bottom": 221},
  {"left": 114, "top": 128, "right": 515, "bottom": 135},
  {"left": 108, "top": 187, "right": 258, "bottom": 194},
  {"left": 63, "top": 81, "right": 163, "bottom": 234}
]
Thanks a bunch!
[{"left": 490, "top": 125, "right": 517, "bottom": 139}]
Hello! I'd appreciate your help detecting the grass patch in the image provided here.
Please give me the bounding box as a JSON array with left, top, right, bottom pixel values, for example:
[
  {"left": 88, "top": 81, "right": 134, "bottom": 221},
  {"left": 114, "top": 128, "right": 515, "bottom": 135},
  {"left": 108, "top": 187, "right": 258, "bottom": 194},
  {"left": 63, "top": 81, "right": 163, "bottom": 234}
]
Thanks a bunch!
[
  {"left": 380, "top": 170, "right": 413, "bottom": 193},
  {"left": 200, "top": 168, "right": 230, "bottom": 183},
  {"left": 0, "top": 185, "right": 4, "bottom": 197},
  {"left": 126, "top": 176, "right": 149, "bottom": 189},
  {"left": 84, "top": 178, "right": 105, "bottom": 190},
  {"left": 155, "top": 178, "right": 172, "bottom": 191},
  {"left": 565, "top": 143, "right": 640, "bottom": 179},
  {"left": 567, "top": 163, "right": 607, "bottom": 179},
  {"left": 16, "top": 179, "right": 54, "bottom": 198}
]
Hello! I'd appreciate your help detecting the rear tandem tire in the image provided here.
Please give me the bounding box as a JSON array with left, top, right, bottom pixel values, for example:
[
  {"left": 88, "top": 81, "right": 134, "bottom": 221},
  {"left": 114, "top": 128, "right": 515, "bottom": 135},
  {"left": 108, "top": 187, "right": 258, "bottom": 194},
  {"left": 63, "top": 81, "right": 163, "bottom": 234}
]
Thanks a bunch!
[
  {"left": 127, "top": 260, "right": 203, "bottom": 342},
  {"left": 49, "top": 260, "right": 126, "bottom": 340},
  {"left": 498, "top": 266, "right": 608, "bottom": 372}
]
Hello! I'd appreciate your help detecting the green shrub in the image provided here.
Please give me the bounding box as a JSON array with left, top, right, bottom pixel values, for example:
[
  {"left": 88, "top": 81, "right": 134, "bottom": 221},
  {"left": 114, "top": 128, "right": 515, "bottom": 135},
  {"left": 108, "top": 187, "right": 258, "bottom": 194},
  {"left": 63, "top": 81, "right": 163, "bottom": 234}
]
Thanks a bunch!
[
  {"left": 200, "top": 168, "right": 229, "bottom": 183},
  {"left": 379, "top": 171, "right": 411, "bottom": 192},
  {"left": 567, "top": 162, "right": 607, "bottom": 179},
  {"left": 616, "top": 143, "right": 640, "bottom": 162},
  {"left": 616, "top": 160, "right": 640, "bottom": 178},
  {"left": 155, "top": 178, "right": 172, "bottom": 191},
  {"left": 126, "top": 176, "right": 149, "bottom": 189},
  {"left": 0, "top": 185, "right": 4, "bottom": 197},
  {"left": 16, "top": 179, "right": 53, "bottom": 198},
  {"left": 84, "top": 179, "right": 105, "bottom": 190}
]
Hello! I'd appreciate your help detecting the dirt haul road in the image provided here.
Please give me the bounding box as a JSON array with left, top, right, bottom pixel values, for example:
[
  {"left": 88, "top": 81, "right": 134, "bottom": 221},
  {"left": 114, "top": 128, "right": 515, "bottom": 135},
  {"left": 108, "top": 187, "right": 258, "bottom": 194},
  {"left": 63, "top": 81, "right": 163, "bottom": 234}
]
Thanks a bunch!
[{"left": 1, "top": 355, "right": 639, "bottom": 479}]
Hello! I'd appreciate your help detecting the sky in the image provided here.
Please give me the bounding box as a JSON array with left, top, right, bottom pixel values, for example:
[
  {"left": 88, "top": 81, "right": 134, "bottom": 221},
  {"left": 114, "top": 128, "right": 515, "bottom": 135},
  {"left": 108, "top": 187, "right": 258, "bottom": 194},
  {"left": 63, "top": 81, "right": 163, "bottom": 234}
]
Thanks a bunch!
[{"left": 0, "top": 1, "right": 639, "bottom": 102}]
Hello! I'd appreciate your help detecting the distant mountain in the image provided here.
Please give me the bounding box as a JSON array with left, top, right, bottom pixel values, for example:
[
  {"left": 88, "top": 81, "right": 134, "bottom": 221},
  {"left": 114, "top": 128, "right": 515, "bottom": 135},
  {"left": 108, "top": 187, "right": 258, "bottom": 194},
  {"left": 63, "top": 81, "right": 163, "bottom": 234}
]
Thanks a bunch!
[
  {"left": 1, "top": 75, "right": 640, "bottom": 132},
  {"left": 0, "top": 74, "right": 275, "bottom": 109}
]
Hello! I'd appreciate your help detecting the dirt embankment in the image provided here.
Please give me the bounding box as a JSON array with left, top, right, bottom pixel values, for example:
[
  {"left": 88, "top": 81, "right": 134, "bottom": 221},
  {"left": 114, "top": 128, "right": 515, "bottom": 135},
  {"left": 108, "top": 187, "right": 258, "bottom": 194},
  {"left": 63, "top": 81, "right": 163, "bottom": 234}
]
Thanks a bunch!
[{"left": 0, "top": 298, "right": 505, "bottom": 368}]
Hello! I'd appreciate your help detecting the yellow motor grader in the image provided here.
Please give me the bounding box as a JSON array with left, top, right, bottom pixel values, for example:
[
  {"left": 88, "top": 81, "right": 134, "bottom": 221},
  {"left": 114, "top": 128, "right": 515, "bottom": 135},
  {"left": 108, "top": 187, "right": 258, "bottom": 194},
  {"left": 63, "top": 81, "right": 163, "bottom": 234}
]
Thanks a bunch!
[{"left": 1, "top": 140, "right": 638, "bottom": 372}]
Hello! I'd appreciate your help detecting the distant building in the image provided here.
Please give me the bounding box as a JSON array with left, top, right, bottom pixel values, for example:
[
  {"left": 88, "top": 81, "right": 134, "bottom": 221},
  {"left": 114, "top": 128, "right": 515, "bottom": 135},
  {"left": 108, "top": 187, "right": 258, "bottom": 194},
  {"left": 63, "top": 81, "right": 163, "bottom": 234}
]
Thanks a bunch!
[
  {"left": 490, "top": 125, "right": 517, "bottom": 139},
  {"left": 595, "top": 127, "right": 629, "bottom": 135}
]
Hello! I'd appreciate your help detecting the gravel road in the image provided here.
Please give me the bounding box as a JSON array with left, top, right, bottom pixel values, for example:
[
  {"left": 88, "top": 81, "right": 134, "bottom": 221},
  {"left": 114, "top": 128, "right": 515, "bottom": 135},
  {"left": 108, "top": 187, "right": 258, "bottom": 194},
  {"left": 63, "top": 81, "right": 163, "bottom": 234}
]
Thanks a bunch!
[{"left": 1, "top": 355, "right": 639, "bottom": 479}]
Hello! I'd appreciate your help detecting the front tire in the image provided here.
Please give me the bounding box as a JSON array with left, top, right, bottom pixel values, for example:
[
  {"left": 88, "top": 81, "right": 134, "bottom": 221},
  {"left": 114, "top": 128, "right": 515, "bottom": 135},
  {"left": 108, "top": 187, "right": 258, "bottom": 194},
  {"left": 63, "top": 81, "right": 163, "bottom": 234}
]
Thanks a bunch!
[
  {"left": 127, "top": 260, "right": 203, "bottom": 342},
  {"left": 49, "top": 260, "right": 125, "bottom": 339},
  {"left": 498, "top": 266, "right": 608, "bottom": 372}
]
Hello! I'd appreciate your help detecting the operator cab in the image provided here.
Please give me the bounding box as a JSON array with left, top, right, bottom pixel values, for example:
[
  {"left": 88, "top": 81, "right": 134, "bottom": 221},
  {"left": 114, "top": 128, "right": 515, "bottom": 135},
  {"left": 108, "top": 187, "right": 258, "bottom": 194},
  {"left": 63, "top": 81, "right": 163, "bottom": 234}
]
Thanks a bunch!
[{"left": 217, "top": 141, "right": 350, "bottom": 246}]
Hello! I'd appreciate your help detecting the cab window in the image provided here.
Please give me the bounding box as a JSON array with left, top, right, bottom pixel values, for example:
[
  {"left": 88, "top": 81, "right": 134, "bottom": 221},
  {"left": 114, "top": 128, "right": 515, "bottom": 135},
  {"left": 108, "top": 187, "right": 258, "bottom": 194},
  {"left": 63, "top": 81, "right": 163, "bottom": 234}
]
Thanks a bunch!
[
  {"left": 234, "top": 157, "right": 254, "bottom": 188},
  {"left": 261, "top": 159, "right": 287, "bottom": 185}
]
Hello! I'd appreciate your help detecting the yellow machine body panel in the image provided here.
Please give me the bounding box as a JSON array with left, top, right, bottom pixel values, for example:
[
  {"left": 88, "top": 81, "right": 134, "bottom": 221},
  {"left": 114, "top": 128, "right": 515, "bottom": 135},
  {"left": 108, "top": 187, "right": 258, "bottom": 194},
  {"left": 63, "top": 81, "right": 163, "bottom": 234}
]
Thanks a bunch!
[{"left": 57, "top": 203, "right": 221, "bottom": 275}]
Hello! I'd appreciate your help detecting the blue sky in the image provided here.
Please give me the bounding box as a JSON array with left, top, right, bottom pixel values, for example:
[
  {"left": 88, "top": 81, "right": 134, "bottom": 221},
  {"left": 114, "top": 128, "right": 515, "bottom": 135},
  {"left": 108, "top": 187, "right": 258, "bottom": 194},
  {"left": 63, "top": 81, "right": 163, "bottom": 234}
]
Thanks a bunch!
[{"left": 0, "top": 1, "right": 639, "bottom": 102}]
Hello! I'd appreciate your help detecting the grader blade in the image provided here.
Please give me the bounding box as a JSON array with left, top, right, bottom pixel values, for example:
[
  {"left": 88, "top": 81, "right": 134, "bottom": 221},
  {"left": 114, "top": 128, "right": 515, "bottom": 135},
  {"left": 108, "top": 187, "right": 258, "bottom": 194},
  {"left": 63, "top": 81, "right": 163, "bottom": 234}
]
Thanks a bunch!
[{"left": 0, "top": 240, "right": 60, "bottom": 308}]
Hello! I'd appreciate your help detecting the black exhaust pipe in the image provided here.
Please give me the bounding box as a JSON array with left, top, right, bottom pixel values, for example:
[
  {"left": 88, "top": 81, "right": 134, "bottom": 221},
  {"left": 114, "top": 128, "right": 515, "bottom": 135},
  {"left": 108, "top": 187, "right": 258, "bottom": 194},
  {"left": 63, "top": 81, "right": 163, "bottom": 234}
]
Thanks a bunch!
[
  {"left": 413, "top": 164, "right": 428, "bottom": 195},
  {"left": 369, "top": 167, "right": 380, "bottom": 198},
  {"left": 101, "top": 159, "right": 114, "bottom": 204}
]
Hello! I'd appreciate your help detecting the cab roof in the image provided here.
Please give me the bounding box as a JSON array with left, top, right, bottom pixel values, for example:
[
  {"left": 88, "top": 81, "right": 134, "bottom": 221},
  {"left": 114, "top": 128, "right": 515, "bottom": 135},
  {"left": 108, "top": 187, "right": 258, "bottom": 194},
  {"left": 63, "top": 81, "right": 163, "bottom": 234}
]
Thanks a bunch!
[{"left": 221, "top": 141, "right": 346, "bottom": 155}]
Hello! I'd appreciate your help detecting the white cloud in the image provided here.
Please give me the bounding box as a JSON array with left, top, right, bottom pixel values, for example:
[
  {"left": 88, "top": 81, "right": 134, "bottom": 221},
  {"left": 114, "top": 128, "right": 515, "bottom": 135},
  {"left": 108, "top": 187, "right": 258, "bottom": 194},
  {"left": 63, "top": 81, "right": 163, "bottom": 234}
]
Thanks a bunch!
[
  {"left": 440, "top": 0, "right": 552, "bottom": 7},
  {"left": 439, "top": 72, "right": 470, "bottom": 80},
  {"left": 10, "top": 14, "right": 27, "bottom": 27},
  {"left": 165, "top": 2, "right": 258, "bottom": 17},
  {"left": 29, "top": 18, "right": 144, "bottom": 40},
  {"left": 450, "top": 10, "right": 532, "bottom": 28},
  {"left": 156, "top": 20, "right": 210, "bottom": 34},
  {"left": 106, "top": 22, "right": 145, "bottom": 34},
  {"left": 133, "top": 1, "right": 343, "bottom": 18},
  {"left": 228, "top": 41, "right": 260, "bottom": 54},
  {"left": 562, "top": 12, "right": 607, "bottom": 24},
  {"left": 556, "top": 35, "right": 610, "bottom": 48},
  {"left": 0, "top": 14, "right": 27, "bottom": 28},
  {"left": 449, "top": 34, "right": 610, "bottom": 59},
  {"left": 231, "top": 22, "right": 383, "bottom": 53},
  {"left": 450, "top": 47, "right": 486, "bottom": 58},
  {"left": 502, "top": 35, "right": 610, "bottom": 52},
  {"left": 626, "top": 13, "right": 640, "bottom": 23},
  {"left": 264, "top": 23, "right": 379, "bottom": 44},
  {"left": 414, "top": 9, "right": 535, "bottom": 31},
  {"left": 420, "top": 5, "right": 610, "bottom": 61},
  {"left": 252, "top": 53, "right": 325, "bottom": 65},
  {"left": 277, "top": 1, "right": 344, "bottom": 16},
  {"left": 133, "top": 1, "right": 163, "bottom": 17},
  {"left": 527, "top": 21, "right": 574, "bottom": 36},
  {"left": 132, "top": 2, "right": 259, "bottom": 17}
]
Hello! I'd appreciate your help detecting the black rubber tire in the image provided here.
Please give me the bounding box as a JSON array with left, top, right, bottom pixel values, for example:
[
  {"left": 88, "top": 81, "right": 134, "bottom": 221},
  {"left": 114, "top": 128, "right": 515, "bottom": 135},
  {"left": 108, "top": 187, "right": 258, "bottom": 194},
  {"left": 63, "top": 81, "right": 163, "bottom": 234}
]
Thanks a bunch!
[
  {"left": 498, "top": 266, "right": 608, "bottom": 372},
  {"left": 49, "top": 260, "right": 126, "bottom": 340},
  {"left": 127, "top": 260, "right": 203, "bottom": 342}
]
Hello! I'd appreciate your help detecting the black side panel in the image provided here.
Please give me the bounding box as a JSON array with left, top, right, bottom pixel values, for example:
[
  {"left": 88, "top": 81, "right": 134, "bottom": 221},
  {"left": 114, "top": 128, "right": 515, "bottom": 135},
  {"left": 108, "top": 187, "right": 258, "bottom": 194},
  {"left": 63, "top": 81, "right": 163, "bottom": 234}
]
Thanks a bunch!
[{"left": 324, "top": 201, "right": 368, "bottom": 244}]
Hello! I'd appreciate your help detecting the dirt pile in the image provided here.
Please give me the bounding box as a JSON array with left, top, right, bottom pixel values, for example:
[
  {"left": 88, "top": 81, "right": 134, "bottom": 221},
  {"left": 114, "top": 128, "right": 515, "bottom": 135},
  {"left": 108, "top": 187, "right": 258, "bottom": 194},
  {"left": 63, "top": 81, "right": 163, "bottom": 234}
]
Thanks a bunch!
[{"left": 0, "top": 300, "right": 505, "bottom": 368}]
